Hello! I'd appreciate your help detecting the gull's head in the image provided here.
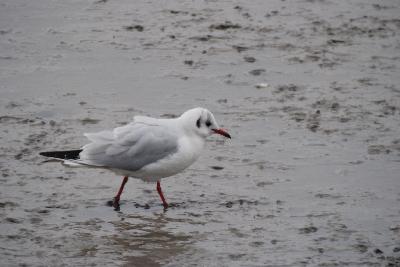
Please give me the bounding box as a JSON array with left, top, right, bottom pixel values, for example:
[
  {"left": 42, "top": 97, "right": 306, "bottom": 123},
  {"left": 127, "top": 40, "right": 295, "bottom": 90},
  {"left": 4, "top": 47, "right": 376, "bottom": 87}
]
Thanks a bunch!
[{"left": 180, "top": 107, "right": 231, "bottom": 139}]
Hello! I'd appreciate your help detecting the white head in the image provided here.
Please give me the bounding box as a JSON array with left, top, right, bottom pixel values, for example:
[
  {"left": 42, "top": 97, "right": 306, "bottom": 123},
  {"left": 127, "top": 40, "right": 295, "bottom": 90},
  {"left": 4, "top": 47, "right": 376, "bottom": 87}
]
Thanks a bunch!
[{"left": 179, "top": 107, "right": 231, "bottom": 139}]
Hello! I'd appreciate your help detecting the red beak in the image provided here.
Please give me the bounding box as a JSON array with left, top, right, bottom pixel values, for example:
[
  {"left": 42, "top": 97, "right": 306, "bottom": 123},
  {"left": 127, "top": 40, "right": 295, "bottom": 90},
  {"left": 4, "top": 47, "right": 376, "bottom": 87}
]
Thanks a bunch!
[{"left": 212, "top": 128, "right": 231, "bottom": 139}]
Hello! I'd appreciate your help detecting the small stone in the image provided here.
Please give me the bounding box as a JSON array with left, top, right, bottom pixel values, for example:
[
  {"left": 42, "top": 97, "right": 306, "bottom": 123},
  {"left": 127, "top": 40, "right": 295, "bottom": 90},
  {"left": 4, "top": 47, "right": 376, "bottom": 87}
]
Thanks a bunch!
[
  {"left": 123, "top": 25, "right": 144, "bottom": 32},
  {"left": 37, "top": 209, "right": 50, "bottom": 214},
  {"left": 249, "top": 69, "right": 266, "bottom": 76},
  {"left": 209, "top": 22, "right": 241, "bottom": 30},
  {"left": 233, "top": 45, "right": 248, "bottom": 52},
  {"left": 331, "top": 102, "right": 339, "bottom": 110},
  {"left": 299, "top": 226, "right": 318, "bottom": 234},
  {"left": 255, "top": 83, "right": 269, "bottom": 89},
  {"left": 210, "top": 166, "right": 224, "bottom": 170},
  {"left": 244, "top": 56, "right": 256, "bottom": 63}
]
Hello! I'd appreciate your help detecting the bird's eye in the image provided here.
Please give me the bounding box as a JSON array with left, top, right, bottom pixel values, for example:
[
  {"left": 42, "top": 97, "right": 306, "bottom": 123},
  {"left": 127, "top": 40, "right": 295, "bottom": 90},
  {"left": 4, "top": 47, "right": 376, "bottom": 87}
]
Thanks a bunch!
[
  {"left": 205, "top": 120, "right": 211, "bottom": 127},
  {"left": 196, "top": 118, "right": 201, "bottom": 128}
]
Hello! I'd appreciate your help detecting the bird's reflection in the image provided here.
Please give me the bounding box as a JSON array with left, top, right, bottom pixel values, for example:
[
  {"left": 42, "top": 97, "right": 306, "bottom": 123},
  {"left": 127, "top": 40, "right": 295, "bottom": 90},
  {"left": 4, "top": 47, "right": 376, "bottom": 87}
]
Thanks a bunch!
[{"left": 107, "top": 211, "right": 193, "bottom": 266}]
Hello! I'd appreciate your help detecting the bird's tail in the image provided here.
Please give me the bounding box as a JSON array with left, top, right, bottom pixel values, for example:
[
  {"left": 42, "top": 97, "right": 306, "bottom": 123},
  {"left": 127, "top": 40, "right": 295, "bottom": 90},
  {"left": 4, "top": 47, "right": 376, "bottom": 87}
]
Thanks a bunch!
[
  {"left": 39, "top": 149, "right": 101, "bottom": 168},
  {"left": 40, "top": 149, "right": 82, "bottom": 160}
]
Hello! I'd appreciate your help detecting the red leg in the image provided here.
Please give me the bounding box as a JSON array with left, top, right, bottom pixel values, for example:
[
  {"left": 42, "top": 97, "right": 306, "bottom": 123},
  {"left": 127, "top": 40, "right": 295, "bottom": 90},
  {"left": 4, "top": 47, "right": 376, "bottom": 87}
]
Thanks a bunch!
[
  {"left": 113, "top": 176, "right": 128, "bottom": 210},
  {"left": 156, "top": 181, "right": 168, "bottom": 209}
]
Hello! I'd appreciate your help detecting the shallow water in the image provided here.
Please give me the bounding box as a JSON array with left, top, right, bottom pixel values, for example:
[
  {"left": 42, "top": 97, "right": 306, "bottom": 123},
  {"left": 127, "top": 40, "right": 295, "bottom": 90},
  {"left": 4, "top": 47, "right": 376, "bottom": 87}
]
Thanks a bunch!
[{"left": 1, "top": 0, "right": 400, "bottom": 266}]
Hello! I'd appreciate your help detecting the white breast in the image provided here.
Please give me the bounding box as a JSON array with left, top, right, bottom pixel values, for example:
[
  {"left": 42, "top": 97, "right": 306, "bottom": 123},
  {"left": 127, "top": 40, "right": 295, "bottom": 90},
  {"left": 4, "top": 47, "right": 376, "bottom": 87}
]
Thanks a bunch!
[{"left": 130, "top": 134, "right": 205, "bottom": 181}]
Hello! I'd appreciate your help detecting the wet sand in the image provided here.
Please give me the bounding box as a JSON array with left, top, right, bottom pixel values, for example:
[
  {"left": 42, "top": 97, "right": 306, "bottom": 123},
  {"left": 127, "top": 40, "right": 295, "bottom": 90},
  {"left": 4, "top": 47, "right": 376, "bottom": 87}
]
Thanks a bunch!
[{"left": 1, "top": 0, "right": 400, "bottom": 266}]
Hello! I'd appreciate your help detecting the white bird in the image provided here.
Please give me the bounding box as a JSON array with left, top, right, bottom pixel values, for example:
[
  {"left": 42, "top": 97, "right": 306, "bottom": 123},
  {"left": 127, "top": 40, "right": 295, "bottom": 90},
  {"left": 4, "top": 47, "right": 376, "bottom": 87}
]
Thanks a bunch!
[{"left": 40, "top": 107, "right": 231, "bottom": 210}]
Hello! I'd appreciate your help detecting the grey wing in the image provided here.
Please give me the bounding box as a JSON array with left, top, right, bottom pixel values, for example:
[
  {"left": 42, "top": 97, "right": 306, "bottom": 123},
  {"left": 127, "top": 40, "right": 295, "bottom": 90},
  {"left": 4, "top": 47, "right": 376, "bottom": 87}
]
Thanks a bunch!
[{"left": 79, "top": 123, "right": 179, "bottom": 171}]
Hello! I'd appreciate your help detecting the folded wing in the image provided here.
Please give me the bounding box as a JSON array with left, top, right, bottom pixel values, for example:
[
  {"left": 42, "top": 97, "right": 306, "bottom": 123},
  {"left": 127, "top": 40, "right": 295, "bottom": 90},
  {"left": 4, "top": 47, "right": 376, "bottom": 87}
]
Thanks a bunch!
[{"left": 80, "top": 119, "right": 179, "bottom": 172}]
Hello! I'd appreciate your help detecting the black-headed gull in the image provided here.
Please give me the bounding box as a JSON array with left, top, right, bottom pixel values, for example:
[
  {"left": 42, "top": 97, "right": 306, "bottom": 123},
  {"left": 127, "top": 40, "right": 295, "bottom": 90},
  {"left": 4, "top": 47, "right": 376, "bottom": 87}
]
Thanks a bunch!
[{"left": 40, "top": 107, "right": 231, "bottom": 210}]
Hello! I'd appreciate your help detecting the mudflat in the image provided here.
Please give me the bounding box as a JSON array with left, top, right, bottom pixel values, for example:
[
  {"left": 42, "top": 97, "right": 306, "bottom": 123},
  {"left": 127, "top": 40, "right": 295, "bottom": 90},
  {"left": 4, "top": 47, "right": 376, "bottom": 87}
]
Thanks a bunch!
[{"left": 1, "top": 0, "right": 399, "bottom": 266}]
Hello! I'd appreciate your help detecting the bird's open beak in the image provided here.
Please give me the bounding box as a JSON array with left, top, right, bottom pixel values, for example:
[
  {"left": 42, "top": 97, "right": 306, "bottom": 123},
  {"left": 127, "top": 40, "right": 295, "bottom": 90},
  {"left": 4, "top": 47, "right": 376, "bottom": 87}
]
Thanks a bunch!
[{"left": 212, "top": 128, "right": 231, "bottom": 139}]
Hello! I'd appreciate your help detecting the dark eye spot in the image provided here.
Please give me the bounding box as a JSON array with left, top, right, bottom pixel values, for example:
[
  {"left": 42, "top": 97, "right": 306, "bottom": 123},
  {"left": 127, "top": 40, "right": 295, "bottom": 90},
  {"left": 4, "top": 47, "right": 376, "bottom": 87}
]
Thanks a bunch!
[
  {"left": 205, "top": 120, "right": 211, "bottom": 127},
  {"left": 196, "top": 118, "right": 201, "bottom": 128}
]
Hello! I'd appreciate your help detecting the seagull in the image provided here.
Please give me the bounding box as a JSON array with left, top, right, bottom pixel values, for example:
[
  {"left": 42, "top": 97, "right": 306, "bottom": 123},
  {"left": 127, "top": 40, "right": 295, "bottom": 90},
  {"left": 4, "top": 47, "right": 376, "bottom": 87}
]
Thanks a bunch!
[{"left": 40, "top": 107, "right": 231, "bottom": 210}]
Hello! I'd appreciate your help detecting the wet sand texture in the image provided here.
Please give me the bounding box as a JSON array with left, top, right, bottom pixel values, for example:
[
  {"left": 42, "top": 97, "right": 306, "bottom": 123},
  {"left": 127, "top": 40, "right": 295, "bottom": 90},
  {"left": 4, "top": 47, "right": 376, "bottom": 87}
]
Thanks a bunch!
[{"left": 1, "top": 0, "right": 400, "bottom": 266}]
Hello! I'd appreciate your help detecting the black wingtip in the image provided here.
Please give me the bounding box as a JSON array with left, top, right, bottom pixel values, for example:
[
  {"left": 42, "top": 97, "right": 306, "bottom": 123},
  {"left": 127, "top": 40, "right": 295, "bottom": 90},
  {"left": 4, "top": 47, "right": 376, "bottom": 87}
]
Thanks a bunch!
[{"left": 39, "top": 150, "right": 82, "bottom": 160}]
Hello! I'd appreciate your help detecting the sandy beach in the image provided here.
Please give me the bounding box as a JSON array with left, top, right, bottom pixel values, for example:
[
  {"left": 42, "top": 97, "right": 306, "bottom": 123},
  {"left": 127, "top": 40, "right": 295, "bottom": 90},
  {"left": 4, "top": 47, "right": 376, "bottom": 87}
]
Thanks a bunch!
[{"left": 1, "top": 0, "right": 399, "bottom": 266}]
